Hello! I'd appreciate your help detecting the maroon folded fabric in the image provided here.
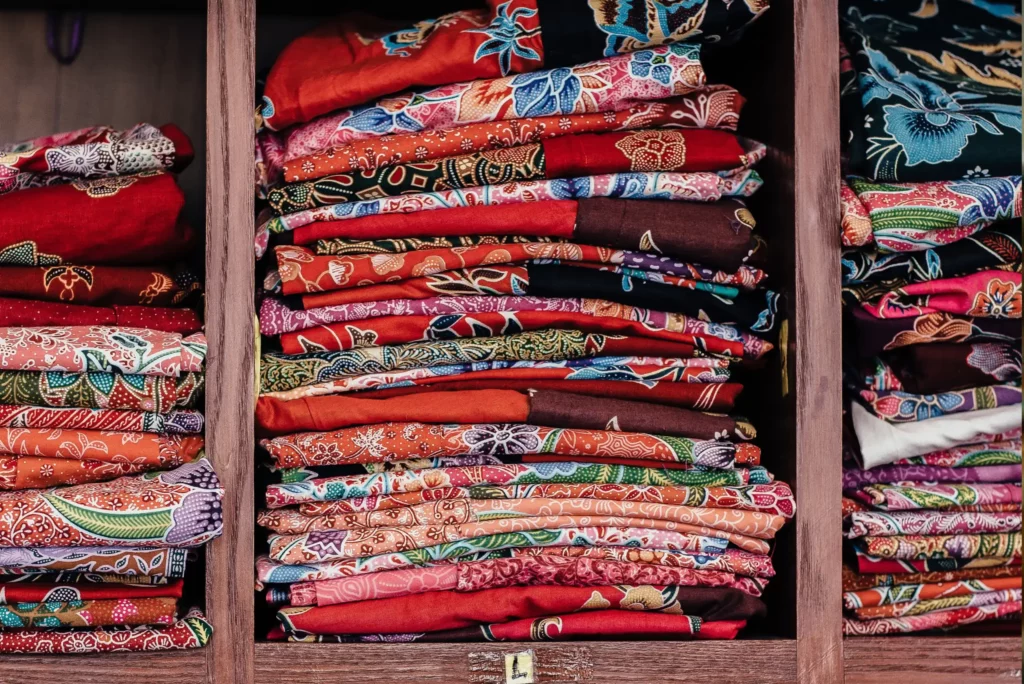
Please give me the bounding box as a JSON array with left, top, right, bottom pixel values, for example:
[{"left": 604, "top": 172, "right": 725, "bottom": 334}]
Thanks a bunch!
[{"left": 0, "top": 297, "right": 201, "bottom": 335}]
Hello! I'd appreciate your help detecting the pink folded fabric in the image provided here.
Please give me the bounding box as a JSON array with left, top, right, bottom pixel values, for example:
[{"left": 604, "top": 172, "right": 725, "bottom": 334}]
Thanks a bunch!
[{"left": 861, "top": 271, "right": 1022, "bottom": 319}]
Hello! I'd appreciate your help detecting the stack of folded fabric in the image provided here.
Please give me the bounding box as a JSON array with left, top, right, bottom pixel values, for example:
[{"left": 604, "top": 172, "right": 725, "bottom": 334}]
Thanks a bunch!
[
  {"left": 254, "top": 0, "right": 796, "bottom": 643},
  {"left": 839, "top": 0, "right": 1022, "bottom": 636},
  {"left": 0, "top": 123, "right": 221, "bottom": 652}
]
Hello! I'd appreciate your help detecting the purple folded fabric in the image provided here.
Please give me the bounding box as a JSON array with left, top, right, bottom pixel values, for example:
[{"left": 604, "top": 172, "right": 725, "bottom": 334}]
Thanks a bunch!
[{"left": 843, "top": 464, "right": 1022, "bottom": 491}]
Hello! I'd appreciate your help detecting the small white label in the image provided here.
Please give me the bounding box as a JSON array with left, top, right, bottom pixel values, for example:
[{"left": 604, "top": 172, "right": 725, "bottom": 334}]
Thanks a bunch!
[{"left": 504, "top": 651, "right": 535, "bottom": 684}]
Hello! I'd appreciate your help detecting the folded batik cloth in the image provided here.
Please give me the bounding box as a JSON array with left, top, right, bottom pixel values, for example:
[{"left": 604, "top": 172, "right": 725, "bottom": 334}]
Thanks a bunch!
[
  {"left": 0, "top": 327, "right": 205, "bottom": 377},
  {"left": 275, "top": 582, "right": 762, "bottom": 635},
  {"left": 255, "top": 388, "right": 749, "bottom": 440},
  {"left": 261, "top": 290, "right": 765, "bottom": 340},
  {"left": 260, "top": 359, "right": 738, "bottom": 404},
  {"left": 846, "top": 510, "right": 1021, "bottom": 538},
  {"left": 840, "top": 177, "right": 1023, "bottom": 252},
  {"left": 0, "top": 596, "right": 179, "bottom": 629},
  {"left": 274, "top": 297, "right": 774, "bottom": 355},
  {"left": 288, "top": 262, "right": 767, "bottom": 312},
  {"left": 0, "top": 369, "right": 203, "bottom": 413},
  {"left": 267, "top": 130, "right": 764, "bottom": 214},
  {"left": 0, "top": 607, "right": 211, "bottom": 652},
  {"left": 854, "top": 552, "right": 1021, "bottom": 575},
  {"left": 0, "top": 405, "right": 203, "bottom": 435},
  {"left": 0, "top": 123, "right": 193, "bottom": 194},
  {"left": 860, "top": 342, "right": 1021, "bottom": 394},
  {"left": 0, "top": 458, "right": 222, "bottom": 548},
  {"left": 288, "top": 481, "right": 794, "bottom": 519},
  {"left": 284, "top": 555, "right": 768, "bottom": 607},
  {"left": 842, "top": 561, "right": 1019, "bottom": 591},
  {"left": 0, "top": 297, "right": 202, "bottom": 335},
  {"left": 843, "top": 600, "right": 1022, "bottom": 635},
  {"left": 857, "top": 271, "right": 1021, "bottom": 320},
  {"left": 0, "top": 171, "right": 194, "bottom": 266},
  {"left": 276, "top": 87, "right": 744, "bottom": 187},
  {"left": 257, "top": 168, "right": 761, "bottom": 251},
  {"left": 0, "top": 547, "right": 191, "bottom": 579},
  {"left": 0, "top": 431, "right": 204, "bottom": 490},
  {"left": 854, "top": 533, "right": 1020, "bottom": 562},
  {"left": 887, "top": 439, "right": 1022, "bottom": 468},
  {"left": 259, "top": 329, "right": 758, "bottom": 393},
  {"left": 856, "top": 383, "right": 1021, "bottom": 424},
  {"left": 847, "top": 307, "right": 1019, "bottom": 357},
  {"left": 265, "top": 464, "right": 774, "bottom": 508},
  {"left": 272, "top": 247, "right": 778, "bottom": 333},
  {"left": 272, "top": 196, "right": 761, "bottom": 272},
  {"left": 849, "top": 402, "right": 1022, "bottom": 468},
  {"left": 842, "top": 223, "right": 1021, "bottom": 295},
  {"left": 0, "top": 264, "right": 202, "bottom": 306},
  {"left": 261, "top": 0, "right": 765, "bottom": 130},
  {"left": 256, "top": 548, "right": 772, "bottom": 592},
  {"left": 263, "top": 38, "right": 706, "bottom": 151},
  {"left": 260, "top": 421, "right": 759, "bottom": 469},
  {"left": 843, "top": 465, "right": 1022, "bottom": 491},
  {"left": 850, "top": 587, "right": 1022, "bottom": 622},
  {"left": 260, "top": 497, "right": 786, "bottom": 541},
  {"left": 844, "top": 574, "right": 1021, "bottom": 611},
  {"left": 852, "top": 482, "right": 1022, "bottom": 513},
  {"left": 0, "top": 578, "right": 184, "bottom": 602},
  {"left": 840, "top": 0, "right": 1021, "bottom": 182}
]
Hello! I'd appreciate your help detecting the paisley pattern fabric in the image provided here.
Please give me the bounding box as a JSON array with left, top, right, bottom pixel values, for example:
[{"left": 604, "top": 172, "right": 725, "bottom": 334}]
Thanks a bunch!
[
  {"left": 294, "top": 481, "right": 794, "bottom": 518},
  {"left": 857, "top": 532, "right": 1021, "bottom": 561},
  {"left": 275, "top": 88, "right": 742, "bottom": 186},
  {"left": 0, "top": 459, "right": 222, "bottom": 548},
  {"left": 841, "top": 222, "right": 1022, "bottom": 291},
  {"left": 841, "top": 176, "right": 1022, "bottom": 251},
  {"left": 261, "top": 421, "right": 759, "bottom": 470},
  {"left": 846, "top": 511, "right": 1022, "bottom": 538},
  {"left": 843, "top": 600, "right": 1021, "bottom": 635},
  {"left": 892, "top": 439, "right": 1022, "bottom": 467},
  {"left": 259, "top": 328, "right": 742, "bottom": 394},
  {"left": 267, "top": 130, "right": 762, "bottom": 213},
  {"left": 0, "top": 607, "right": 212, "bottom": 652},
  {"left": 844, "top": 575, "right": 1022, "bottom": 609},
  {"left": 853, "top": 482, "right": 1022, "bottom": 512},
  {"left": 841, "top": 0, "right": 1022, "bottom": 182},
  {"left": 0, "top": 327, "right": 205, "bottom": 376},
  {"left": 268, "top": 525, "right": 730, "bottom": 565},
  {"left": 265, "top": 463, "right": 770, "bottom": 508},
  {"left": 0, "top": 369, "right": 203, "bottom": 413}
]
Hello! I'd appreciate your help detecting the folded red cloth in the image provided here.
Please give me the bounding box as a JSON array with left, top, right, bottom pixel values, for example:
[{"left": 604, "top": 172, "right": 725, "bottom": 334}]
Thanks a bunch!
[
  {"left": 0, "top": 264, "right": 200, "bottom": 306},
  {"left": 0, "top": 171, "right": 193, "bottom": 266},
  {"left": 0, "top": 297, "right": 202, "bottom": 335}
]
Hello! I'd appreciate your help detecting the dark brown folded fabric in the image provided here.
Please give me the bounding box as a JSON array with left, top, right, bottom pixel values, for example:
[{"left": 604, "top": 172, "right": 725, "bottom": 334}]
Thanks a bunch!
[
  {"left": 848, "top": 307, "right": 1021, "bottom": 358},
  {"left": 883, "top": 343, "right": 1022, "bottom": 394},
  {"left": 527, "top": 390, "right": 740, "bottom": 439},
  {"left": 575, "top": 198, "right": 757, "bottom": 271}
]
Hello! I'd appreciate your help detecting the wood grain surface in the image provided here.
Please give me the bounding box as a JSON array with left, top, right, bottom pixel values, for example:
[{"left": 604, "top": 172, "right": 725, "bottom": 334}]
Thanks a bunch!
[
  {"left": 845, "top": 636, "right": 1022, "bottom": 684},
  {"left": 0, "top": 650, "right": 207, "bottom": 682},
  {"left": 255, "top": 641, "right": 798, "bottom": 684},
  {"left": 791, "top": 0, "right": 844, "bottom": 681},
  {"left": 205, "top": 0, "right": 256, "bottom": 683}
]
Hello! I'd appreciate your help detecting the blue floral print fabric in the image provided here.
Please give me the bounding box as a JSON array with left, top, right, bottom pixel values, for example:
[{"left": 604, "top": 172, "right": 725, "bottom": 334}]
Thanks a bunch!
[{"left": 841, "top": 0, "right": 1022, "bottom": 182}]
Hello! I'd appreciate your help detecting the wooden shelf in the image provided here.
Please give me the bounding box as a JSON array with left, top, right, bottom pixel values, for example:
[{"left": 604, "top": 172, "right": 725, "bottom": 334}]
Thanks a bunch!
[
  {"left": 255, "top": 641, "right": 798, "bottom": 684},
  {"left": 845, "top": 636, "right": 1023, "bottom": 684},
  {"left": 0, "top": 0, "right": 1019, "bottom": 682},
  {"left": 0, "top": 650, "right": 208, "bottom": 684}
]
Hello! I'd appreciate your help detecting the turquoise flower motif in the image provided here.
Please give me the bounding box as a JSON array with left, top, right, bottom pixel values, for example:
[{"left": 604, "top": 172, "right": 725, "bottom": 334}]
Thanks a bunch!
[
  {"left": 859, "top": 46, "right": 1022, "bottom": 168},
  {"left": 468, "top": 2, "right": 540, "bottom": 76},
  {"left": 630, "top": 49, "right": 674, "bottom": 85}
]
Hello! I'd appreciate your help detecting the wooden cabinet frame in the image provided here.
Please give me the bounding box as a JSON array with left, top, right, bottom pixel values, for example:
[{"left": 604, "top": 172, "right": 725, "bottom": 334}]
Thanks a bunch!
[{"left": 0, "top": 1, "right": 1019, "bottom": 681}]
